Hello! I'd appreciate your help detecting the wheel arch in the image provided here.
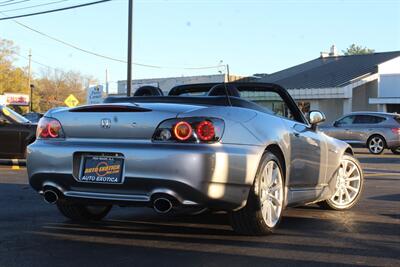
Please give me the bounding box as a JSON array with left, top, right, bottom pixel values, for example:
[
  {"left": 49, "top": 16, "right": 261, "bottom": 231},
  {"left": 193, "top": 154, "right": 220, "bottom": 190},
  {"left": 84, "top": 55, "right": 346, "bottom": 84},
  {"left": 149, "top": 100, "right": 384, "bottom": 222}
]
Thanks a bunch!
[
  {"left": 344, "top": 146, "right": 354, "bottom": 156},
  {"left": 264, "top": 144, "right": 286, "bottom": 180}
]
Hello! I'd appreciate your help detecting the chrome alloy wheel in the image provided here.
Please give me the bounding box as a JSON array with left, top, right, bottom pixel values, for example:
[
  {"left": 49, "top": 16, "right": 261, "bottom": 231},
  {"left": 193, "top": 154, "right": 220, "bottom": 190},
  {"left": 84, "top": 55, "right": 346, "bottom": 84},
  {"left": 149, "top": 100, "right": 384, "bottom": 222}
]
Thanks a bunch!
[
  {"left": 368, "top": 136, "right": 384, "bottom": 154},
  {"left": 259, "top": 161, "right": 284, "bottom": 228},
  {"left": 330, "top": 158, "right": 362, "bottom": 208}
]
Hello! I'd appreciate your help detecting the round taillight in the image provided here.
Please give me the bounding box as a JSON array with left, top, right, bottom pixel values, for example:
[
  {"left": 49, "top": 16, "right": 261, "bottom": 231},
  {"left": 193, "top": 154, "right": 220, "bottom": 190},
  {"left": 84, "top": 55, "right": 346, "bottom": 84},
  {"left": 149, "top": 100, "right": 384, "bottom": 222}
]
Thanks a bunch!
[
  {"left": 173, "top": 121, "right": 193, "bottom": 141},
  {"left": 196, "top": 121, "right": 215, "bottom": 141},
  {"left": 48, "top": 121, "right": 61, "bottom": 138},
  {"left": 39, "top": 125, "right": 50, "bottom": 138},
  {"left": 37, "top": 117, "right": 64, "bottom": 139}
]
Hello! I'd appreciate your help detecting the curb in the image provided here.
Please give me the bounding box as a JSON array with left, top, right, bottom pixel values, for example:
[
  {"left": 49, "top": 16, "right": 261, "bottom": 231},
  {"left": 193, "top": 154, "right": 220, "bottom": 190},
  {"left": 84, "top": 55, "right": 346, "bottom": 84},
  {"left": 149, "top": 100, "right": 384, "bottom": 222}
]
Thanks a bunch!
[{"left": 0, "top": 159, "right": 26, "bottom": 167}]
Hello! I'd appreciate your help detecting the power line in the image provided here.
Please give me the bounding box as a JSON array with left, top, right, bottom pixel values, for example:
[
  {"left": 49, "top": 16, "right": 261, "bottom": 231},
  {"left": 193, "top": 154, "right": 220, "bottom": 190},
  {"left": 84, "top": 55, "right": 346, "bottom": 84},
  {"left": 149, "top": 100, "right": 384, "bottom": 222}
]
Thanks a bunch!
[
  {"left": 0, "top": 0, "right": 29, "bottom": 7},
  {"left": 2, "top": 0, "right": 69, "bottom": 13},
  {"left": 0, "top": 0, "right": 111, "bottom": 20},
  {"left": 0, "top": 0, "right": 17, "bottom": 5},
  {"left": 14, "top": 50, "right": 57, "bottom": 70},
  {"left": 6, "top": 17, "right": 224, "bottom": 70}
]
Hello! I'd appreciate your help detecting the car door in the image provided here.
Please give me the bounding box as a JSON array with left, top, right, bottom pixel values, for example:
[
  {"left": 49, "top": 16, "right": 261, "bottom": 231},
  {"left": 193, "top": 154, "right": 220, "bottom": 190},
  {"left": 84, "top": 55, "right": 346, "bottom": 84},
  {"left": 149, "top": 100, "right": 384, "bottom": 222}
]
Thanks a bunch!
[
  {"left": 285, "top": 120, "right": 326, "bottom": 188},
  {"left": 330, "top": 115, "right": 355, "bottom": 142},
  {"left": 0, "top": 113, "right": 22, "bottom": 158},
  {"left": 256, "top": 90, "right": 327, "bottom": 189},
  {"left": 351, "top": 115, "right": 386, "bottom": 144}
]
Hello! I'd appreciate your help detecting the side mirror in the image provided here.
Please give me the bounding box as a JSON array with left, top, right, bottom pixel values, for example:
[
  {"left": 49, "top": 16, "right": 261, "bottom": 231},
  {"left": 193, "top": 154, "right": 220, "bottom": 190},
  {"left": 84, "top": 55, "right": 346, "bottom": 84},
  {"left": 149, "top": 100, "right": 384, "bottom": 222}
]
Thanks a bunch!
[
  {"left": 308, "top": 110, "right": 326, "bottom": 129},
  {"left": 333, "top": 121, "right": 339, "bottom": 127}
]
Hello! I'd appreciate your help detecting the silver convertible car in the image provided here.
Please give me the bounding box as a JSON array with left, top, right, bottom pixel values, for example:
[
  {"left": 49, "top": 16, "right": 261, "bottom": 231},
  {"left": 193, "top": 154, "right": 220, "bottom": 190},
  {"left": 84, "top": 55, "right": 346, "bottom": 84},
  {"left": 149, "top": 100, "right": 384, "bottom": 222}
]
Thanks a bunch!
[{"left": 27, "top": 83, "right": 364, "bottom": 235}]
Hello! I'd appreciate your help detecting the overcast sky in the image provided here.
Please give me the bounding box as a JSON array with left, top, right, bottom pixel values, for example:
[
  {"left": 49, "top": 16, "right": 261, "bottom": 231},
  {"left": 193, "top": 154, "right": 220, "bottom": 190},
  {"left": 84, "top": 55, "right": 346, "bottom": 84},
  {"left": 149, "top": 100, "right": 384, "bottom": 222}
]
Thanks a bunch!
[{"left": 1, "top": 0, "right": 399, "bottom": 91}]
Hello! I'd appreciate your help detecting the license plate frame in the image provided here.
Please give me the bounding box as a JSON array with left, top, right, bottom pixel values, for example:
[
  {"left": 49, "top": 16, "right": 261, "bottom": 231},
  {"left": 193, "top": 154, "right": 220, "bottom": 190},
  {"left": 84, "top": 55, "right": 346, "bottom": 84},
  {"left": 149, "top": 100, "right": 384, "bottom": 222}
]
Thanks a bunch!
[{"left": 78, "top": 155, "right": 125, "bottom": 184}]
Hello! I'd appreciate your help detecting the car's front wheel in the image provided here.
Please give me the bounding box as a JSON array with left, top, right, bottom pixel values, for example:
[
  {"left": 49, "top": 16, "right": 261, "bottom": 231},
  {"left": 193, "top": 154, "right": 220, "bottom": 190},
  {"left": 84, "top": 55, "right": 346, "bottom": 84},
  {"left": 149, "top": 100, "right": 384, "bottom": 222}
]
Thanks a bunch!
[
  {"left": 318, "top": 154, "right": 363, "bottom": 210},
  {"left": 57, "top": 201, "right": 112, "bottom": 221},
  {"left": 230, "top": 151, "right": 285, "bottom": 235},
  {"left": 391, "top": 147, "right": 400, "bottom": 155}
]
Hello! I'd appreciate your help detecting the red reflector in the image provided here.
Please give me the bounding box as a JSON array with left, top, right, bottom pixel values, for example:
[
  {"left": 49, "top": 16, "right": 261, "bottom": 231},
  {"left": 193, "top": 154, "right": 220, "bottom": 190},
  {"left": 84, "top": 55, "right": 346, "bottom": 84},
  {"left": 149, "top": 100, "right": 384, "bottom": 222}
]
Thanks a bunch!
[
  {"left": 391, "top": 128, "right": 400, "bottom": 135},
  {"left": 196, "top": 121, "right": 215, "bottom": 141},
  {"left": 173, "top": 121, "right": 193, "bottom": 141}
]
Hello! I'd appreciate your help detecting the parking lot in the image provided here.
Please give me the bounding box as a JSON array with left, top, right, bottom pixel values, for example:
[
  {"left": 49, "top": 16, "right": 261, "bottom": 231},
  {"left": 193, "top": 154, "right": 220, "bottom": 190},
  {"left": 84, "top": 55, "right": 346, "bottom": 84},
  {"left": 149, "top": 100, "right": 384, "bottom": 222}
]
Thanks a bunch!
[{"left": 0, "top": 149, "right": 399, "bottom": 267}]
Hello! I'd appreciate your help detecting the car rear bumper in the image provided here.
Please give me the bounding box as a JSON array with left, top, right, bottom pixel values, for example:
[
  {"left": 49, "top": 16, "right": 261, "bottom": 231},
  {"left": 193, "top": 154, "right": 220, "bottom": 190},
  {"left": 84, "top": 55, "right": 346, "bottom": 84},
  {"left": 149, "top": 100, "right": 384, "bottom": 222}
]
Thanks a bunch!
[
  {"left": 386, "top": 136, "right": 400, "bottom": 149},
  {"left": 27, "top": 139, "right": 264, "bottom": 210}
]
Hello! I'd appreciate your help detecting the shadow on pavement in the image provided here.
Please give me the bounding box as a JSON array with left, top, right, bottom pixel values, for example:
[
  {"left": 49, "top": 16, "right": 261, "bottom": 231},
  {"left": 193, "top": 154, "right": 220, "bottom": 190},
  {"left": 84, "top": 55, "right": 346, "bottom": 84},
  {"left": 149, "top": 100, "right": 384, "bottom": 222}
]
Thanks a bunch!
[
  {"left": 20, "top": 208, "right": 399, "bottom": 266},
  {"left": 370, "top": 193, "right": 400, "bottom": 202}
]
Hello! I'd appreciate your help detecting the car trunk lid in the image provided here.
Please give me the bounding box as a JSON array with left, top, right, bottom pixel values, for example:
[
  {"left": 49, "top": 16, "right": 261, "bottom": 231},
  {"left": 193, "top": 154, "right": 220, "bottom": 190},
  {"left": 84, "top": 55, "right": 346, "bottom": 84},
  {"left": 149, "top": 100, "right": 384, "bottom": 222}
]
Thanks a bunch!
[{"left": 49, "top": 103, "right": 206, "bottom": 140}]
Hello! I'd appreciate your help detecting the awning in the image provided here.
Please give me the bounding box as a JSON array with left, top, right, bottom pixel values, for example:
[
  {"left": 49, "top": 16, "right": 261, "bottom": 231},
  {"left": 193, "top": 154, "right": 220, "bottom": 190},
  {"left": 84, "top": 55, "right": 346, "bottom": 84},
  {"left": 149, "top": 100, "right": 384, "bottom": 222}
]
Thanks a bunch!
[{"left": 369, "top": 98, "right": 400, "bottom": 104}]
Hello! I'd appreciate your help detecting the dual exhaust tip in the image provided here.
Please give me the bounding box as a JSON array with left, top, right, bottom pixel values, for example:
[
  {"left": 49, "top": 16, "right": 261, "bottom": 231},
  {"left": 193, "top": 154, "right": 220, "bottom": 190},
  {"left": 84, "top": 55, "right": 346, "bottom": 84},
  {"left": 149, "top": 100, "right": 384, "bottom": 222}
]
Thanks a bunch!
[
  {"left": 42, "top": 189, "right": 176, "bottom": 214},
  {"left": 43, "top": 189, "right": 58, "bottom": 204},
  {"left": 152, "top": 197, "right": 174, "bottom": 214}
]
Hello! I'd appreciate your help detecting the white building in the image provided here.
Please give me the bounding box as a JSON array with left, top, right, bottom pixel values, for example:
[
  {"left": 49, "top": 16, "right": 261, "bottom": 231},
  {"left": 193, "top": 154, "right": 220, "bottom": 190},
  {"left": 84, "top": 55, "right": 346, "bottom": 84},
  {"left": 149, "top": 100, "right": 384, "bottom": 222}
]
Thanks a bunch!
[
  {"left": 116, "top": 74, "right": 246, "bottom": 96},
  {"left": 256, "top": 50, "right": 400, "bottom": 123}
]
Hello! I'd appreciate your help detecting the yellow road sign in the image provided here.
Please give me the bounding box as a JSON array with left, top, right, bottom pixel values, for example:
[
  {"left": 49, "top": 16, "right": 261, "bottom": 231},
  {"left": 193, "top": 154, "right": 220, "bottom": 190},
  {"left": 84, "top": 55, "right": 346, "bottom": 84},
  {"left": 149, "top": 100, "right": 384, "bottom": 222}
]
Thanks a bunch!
[{"left": 64, "top": 94, "right": 79, "bottom": 108}]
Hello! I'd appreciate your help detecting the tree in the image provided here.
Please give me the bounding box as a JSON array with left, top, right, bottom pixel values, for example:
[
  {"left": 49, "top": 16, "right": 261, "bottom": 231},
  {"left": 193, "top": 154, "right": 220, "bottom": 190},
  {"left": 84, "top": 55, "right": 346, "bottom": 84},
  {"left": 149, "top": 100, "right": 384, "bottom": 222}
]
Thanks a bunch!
[
  {"left": 33, "top": 69, "right": 89, "bottom": 112},
  {"left": 0, "top": 38, "right": 29, "bottom": 96},
  {"left": 342, "top": 44, "right": 375, "bottom": 56},
  {"left": 0, "top": 37, "right": 98, "bottom": 113}
]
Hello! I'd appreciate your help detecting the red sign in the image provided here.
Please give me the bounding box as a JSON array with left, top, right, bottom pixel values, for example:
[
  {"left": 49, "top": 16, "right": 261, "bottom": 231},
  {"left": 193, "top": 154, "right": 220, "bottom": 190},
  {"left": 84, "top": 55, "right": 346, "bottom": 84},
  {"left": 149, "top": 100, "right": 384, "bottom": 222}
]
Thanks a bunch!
[{"left": 4, "top": 93, "right": 30, "bottom": 106}]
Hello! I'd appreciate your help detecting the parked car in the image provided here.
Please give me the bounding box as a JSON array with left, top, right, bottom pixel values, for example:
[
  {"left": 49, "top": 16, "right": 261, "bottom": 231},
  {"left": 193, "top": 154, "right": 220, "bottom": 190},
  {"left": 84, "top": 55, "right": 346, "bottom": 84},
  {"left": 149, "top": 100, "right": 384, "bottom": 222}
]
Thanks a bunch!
[
  {"left": 23, "top": 112, "right": 44, "bottom": 123},
  {"left": 320, "top": 112, "right": 400, "bottom": 155},
  {"left": 27, "top": 83, "right": 364, "bottom": 235},
  {"left": 0, "top": 105, "right": 37, "bottom": 159}
]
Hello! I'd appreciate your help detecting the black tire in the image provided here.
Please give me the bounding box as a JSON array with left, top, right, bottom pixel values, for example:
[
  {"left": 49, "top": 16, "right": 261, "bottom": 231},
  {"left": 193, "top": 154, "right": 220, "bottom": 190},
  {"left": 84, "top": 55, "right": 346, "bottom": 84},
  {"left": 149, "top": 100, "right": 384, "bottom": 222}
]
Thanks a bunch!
[
  {"left": 318, "top": 154, "right": 364, "bottom": 210},
  {"left": 57, "top": 201, "right": 112, "bottom": 221},
  {"left": 391, "top": 147, "right": 400, "bottom": 155},
  {"left": 367, "top": 135, "right": 386, "bottom": 155},
  {"left": 229, "top": 151, "right": 285, "bottom": 235}
]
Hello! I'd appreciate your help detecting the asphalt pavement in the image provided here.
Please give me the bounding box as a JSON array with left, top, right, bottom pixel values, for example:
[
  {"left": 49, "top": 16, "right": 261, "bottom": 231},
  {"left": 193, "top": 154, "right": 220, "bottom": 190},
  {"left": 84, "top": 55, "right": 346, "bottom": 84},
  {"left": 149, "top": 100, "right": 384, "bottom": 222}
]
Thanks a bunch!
[{"left": 0, "top": 149, "right": 399, "bottom": 267}]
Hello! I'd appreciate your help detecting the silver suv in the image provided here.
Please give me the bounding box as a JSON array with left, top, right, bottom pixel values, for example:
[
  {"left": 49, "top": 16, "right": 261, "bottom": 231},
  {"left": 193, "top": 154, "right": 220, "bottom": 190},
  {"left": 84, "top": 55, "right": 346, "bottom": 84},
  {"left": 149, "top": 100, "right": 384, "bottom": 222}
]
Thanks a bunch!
[{"left": 321, "top": 112, "right": 400, "bottom": 155}]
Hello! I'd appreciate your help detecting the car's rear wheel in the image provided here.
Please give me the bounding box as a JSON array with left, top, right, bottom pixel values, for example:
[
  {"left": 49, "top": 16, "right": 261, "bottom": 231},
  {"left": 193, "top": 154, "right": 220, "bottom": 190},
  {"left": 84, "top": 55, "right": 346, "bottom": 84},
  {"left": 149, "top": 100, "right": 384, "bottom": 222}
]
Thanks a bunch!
[
  {"left": 57, "top": 201, "right": 112, "bottom": 221},
  {"left": 391, "top": 147, "right": 400, "bottom": 155},
  {"left": 318, "top": 154, "right": 363, "bottom": 210},
  {"left": 367, "top": 135, "right": 385, "bottom": 154},
  {"left": 230, "top": 152, "right": 284, "bottom": 235}
]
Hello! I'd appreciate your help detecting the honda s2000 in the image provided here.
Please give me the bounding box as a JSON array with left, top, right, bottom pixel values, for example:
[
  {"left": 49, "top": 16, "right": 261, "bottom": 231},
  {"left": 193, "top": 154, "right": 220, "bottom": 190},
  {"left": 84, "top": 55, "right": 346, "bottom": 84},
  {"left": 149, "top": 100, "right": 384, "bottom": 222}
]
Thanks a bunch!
[{"left": 27, "top": 83, "right": 364, "bottom": 235}]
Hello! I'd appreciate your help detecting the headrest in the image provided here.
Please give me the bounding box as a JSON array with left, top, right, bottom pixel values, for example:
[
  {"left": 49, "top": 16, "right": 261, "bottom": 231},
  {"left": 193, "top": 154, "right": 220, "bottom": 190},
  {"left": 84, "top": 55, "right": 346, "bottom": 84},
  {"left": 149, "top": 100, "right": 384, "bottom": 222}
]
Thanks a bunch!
[
  {"left": 207, "top": 84, "right": 241, "bottom": 97},
  {"left": 134, "top": 86, "right": 164, "bottom": 96}
]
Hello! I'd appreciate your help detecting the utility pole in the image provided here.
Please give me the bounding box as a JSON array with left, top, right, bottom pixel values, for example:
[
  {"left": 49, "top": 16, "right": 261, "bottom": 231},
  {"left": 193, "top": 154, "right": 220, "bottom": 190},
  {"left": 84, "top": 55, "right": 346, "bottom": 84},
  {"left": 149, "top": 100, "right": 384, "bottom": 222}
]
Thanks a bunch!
[
  {"left": 126, "top": 0, "right": 133, "bottom": 97},
  {"left": 105, "top": 69, "right": 109, "bottom": 96},
  {"left": 28, "top": 49, "right": 32, "bottom": 112},
  {"left": 226, "top": 64, "right": 230, "bottom": 82}
]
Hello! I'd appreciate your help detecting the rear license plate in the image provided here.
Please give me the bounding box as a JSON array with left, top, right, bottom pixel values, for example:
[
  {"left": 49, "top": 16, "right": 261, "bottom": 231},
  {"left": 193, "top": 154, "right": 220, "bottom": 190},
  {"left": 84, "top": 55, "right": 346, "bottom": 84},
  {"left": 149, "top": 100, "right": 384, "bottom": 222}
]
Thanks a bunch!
[{"left": 79, "top": 156, "right": 124, "bottom": 184}]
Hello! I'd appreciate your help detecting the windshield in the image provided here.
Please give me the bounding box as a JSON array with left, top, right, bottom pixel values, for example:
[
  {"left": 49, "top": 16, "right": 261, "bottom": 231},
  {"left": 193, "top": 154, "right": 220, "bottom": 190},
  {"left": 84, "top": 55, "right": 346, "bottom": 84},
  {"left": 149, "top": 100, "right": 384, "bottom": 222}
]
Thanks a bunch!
[{"left": 1, "top": 106, "right": 30, "bottom": 124}]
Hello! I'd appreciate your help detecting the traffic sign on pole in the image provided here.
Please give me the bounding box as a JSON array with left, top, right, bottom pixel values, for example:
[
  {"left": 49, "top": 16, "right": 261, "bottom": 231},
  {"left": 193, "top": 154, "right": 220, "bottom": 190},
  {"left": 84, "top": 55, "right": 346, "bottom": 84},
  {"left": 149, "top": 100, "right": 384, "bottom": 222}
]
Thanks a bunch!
[{"left": 64, "top": 94, "right": 79, "bottom": 108}]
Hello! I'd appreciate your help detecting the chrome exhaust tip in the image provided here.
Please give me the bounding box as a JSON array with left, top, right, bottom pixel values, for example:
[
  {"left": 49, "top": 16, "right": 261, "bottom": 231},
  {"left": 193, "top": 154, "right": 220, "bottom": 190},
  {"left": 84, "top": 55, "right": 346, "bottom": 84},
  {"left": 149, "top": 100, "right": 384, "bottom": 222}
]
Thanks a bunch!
[
  {"left": 153, "top": 197, "right": 173, "bottom": 214},
  {"left": 43, "top": 190, "right": 58, "bottom": 204}
]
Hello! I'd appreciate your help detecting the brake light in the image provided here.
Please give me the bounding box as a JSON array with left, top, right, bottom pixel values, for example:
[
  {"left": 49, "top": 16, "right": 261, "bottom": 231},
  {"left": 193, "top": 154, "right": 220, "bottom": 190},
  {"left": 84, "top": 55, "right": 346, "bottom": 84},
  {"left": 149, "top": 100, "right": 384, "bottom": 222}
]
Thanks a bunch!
[
  {"left": 173, "top": 121, "right": 193, "bottom": 141},
  {"left": 196, "top": 121, "right": 215, "bottom": 141},
  {"left": 152, "top": 117, "right": 224, "bottom": 143},
  {"left": 37, "top": 117, "right": 65, "bottom": 139},
  {"left": 391, "top": 128, "right": 400, "bottom": 135}
]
